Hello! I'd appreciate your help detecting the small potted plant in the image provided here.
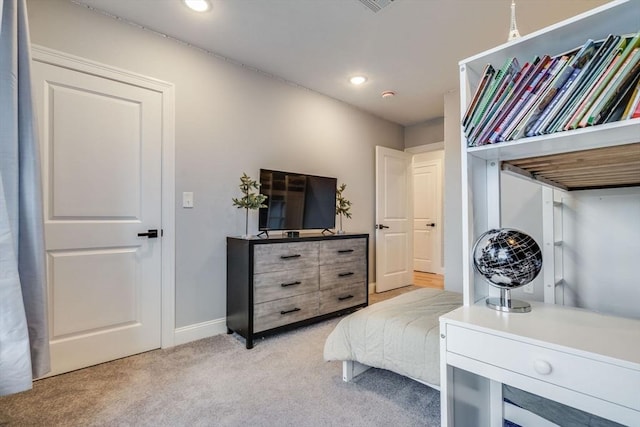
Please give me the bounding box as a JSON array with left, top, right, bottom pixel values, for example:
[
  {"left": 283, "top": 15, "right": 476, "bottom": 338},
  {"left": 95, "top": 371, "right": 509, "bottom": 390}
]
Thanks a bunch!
[
  {"left": 335, "top": 183, "right": 352, "bottom": 234},
  {"left": 232, "top": 173, "right": 267, "bottom": 238}
]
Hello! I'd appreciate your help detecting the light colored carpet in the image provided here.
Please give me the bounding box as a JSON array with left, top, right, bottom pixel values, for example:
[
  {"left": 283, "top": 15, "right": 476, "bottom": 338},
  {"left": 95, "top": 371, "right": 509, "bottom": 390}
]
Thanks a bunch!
[{"left": 0, "top": 293, "right": 439, "bottom": 426}]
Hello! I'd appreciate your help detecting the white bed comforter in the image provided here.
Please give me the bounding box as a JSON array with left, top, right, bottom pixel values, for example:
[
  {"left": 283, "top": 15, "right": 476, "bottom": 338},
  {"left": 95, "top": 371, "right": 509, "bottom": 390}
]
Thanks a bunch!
[{"left": 323, "top": 288, "right": 462, "bottom": 386}]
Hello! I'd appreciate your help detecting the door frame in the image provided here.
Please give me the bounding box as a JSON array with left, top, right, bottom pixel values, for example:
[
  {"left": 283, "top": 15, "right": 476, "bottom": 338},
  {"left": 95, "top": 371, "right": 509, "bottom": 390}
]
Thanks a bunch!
[{"left": 32, "top": 45, "right": 177, "bottom": 348}]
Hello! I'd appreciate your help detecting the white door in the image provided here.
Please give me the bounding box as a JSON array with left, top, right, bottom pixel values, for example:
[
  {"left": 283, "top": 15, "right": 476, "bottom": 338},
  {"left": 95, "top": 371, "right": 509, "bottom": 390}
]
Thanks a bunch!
[
  {"left": 375, "top": 146, "right": 412, "bottom": 292},
  {"left": 413, "top": 156, "right": 443, "bottom": 274},
  {"left": 32, "top": 59, "right": 163, "bottom": 376}
]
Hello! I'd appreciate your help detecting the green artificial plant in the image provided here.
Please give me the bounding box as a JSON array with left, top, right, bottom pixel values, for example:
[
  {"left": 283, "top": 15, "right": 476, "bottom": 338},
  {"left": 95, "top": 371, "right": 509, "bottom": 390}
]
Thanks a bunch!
[
  {"left": 335, "top": 183, "right": 352, "bottom": 234},
  {"left": 232, "top": 173, "right": 267, "bottom": 237}
]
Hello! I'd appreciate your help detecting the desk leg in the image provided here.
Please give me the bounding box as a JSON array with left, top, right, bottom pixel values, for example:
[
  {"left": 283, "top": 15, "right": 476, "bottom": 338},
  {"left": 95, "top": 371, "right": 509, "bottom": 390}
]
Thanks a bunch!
[
  {"left": 489, "top": 380, "right": 503, "bottom": 427},
  {"left": 440, "top": 324, "right": 454, "bottom": 426}
]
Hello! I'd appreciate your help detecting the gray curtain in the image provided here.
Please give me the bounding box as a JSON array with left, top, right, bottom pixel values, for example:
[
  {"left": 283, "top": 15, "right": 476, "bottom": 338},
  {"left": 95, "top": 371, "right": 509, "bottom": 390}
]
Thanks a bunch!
[{"left": 0, "top": 0, "right": 50, "bottom": 395}]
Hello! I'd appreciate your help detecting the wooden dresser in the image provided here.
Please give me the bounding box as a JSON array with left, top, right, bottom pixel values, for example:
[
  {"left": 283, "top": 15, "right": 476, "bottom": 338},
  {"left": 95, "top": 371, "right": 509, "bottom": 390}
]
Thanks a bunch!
[{"left": 226, "top": 233, "right": 368, "bottom": 348}]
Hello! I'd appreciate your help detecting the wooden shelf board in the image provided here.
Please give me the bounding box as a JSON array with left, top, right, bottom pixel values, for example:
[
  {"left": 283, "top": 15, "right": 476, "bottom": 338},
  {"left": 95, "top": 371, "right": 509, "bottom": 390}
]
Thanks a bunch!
[{"left": 501, "top": 142, "right": 640, "bottom": 191}]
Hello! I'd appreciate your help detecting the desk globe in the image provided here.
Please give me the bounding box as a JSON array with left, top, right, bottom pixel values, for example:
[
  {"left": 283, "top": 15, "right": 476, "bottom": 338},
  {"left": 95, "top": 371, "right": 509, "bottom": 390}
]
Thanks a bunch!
[{"left": 472, "top": 228, "right": 542, "bottom": 313}]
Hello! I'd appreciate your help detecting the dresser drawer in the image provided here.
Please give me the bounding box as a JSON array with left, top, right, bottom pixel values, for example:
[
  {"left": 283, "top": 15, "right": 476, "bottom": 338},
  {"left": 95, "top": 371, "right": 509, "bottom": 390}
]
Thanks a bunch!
[
  {"left": 446, "top": 324, "right": 640, "bottom": 411},
  {"left": 253, "top": 242, "right": 319, "bottom": 274},
  {"left": 254, "top": 292, "right": 319, "bottom": 333},
  {"left": 319, "top": 261, "right": 366, "bottom": 290},
  {"left": 319, "top": 282, "right": 366, "bottom": 315},
  {"left": 254, "top": 267, "right": 319, "bottom": 304},
  {"left": 319, "top": 238, "right": 366, "bottom": 265}
]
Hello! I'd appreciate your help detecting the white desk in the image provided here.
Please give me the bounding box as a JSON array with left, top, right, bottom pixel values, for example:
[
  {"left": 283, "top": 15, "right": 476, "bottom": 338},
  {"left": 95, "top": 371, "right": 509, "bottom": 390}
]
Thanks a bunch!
[{"left": 439, "top": 302, "right": 640, "bottom": 426}]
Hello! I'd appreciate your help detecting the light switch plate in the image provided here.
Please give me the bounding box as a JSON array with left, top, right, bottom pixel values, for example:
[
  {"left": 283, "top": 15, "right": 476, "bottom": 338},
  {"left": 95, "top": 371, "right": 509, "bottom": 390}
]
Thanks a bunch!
[{"left": 183, "top": 192, "right": 194, "bottom": 208}]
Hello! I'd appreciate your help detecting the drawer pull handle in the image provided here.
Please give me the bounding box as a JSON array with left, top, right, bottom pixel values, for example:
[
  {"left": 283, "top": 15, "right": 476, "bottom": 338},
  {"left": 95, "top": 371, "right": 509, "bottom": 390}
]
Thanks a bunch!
[
  {"left": 533, "top": 360, "right": 552, "bottom": 375},
  {"left": 338, "top": 272, "right": 354, "bottom": 277},
  {"left": 338, "top": 295, "right": 354, "bottom": 301},
  {"left": 281, "top": 281, "right": 302, "bottom": 287},
  {"left": 280, "top": 254, "right": 301, "bottom": 259},
  {"left": 281, "top": 308, "right": 301, "bottom": 315},
  {"left": 338, "top": 249, "right": 354, "bottom": 253}
]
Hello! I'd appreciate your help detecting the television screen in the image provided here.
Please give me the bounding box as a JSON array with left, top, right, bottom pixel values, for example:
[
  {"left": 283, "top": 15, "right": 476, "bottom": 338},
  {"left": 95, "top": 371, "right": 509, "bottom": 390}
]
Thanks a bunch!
[{"left": 258, "top": 169, "right": 337, "bottom": 231}]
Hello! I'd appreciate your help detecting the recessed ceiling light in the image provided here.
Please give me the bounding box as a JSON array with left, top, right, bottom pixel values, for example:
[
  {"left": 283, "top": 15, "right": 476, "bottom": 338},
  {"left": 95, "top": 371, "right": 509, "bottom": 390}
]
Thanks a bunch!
[
  {"left": 183, "top": 0, "right": 211, "bottom": 12},
  {"left": 381, "top": 90, "right": 395, "bottom": 98},
  {"left": 349, "top": 76, "right": 367, "bottom": 85}
]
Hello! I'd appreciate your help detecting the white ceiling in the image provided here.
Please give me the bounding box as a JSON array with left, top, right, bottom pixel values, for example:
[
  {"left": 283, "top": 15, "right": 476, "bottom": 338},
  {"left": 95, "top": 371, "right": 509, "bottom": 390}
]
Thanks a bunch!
[{"left": 75, "top": 0, "right": 610, "bottom": 126}]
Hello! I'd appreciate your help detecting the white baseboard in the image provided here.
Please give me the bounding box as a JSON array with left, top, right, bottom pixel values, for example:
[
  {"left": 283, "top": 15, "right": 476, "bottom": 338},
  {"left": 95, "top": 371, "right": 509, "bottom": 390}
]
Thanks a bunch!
[
  {"left": 369, "top": 281, "right": 376, "bottom": 294},
  {"left": 173, "top": 317, "right": 227, "bottom": 346}
]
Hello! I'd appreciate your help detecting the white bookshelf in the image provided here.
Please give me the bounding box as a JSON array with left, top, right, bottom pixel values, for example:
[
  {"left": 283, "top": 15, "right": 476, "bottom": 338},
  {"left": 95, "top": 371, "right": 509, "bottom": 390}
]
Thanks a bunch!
[
  {"left": 460, "top": 0, "right": 640, "bottom": 304},
  {"left": 441, "top": 0, "right": 640, "bottom": 425}
]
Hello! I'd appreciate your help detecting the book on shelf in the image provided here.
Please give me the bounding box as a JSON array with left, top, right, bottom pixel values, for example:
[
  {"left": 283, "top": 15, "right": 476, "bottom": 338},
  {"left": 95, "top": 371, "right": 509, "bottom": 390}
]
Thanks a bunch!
[
  {"left": 564, "top": 37, "right": 629, "bottom": 130},
  {"left": 517, "top": 53, "right": 575, "bottom": 138},
  {"left": 462, "top": 29, "right": 640, "bottom": 147},
  {"left": 474, "top": 59, "right": 537, "bottom": 145},
  {"left": 622, "top": 81, "right": 640, "bottom": 119},
  {"left": 630, "top": 89, "right": 640, "bottom": 119},
  {"left": 563, "top": 35, "right": 627, "bottom": 130},
  {"left": 591, "top": 52, "right": 640, "bottom": 125},
  {"left": 546, "top": 34, "right": 622, "bottom": 133},
  {"left": 465, "top": 58, "right": 514, "bottom": 140},
  {"left": 599, "top": 71, "right": 640, "bottom": 123},
  {"left": 502, "top": 56, "right": 566, "bottom": 141},
  {"left": 578, "top": 31, "right": 640, "bottom": 127},
  {"left": 462, "top": 64, "right": 495, "bottom": 130},
  {"left": 527, "top": 40, "right": 598, "bottom": 137},
  {"left": 484, "top": 56, "right": 548, "bottom": 144},
  {"left": 467, "top": 58, "right": 520, "bottom": 145},
  {"left": 493, "top": 56, "right": 553, "bottom": 141}
]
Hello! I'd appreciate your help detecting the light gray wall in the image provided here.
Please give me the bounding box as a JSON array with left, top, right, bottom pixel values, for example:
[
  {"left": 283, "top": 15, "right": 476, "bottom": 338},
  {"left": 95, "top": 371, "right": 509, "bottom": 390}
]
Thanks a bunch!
[
  {"left": 561, "top": 188, "right": 640, "bottom": 319},
  {"left": 443, "top": 91, "right": 462, "bottom": 292},
  {"left": 404, "top": 117, "right": 444, "bottom": 149},
  {"left": 500, "top": 174, "right": 544, "bottom": 302},
  {"left": 27, "top": 0, "right": 404, "bottom": 328}
]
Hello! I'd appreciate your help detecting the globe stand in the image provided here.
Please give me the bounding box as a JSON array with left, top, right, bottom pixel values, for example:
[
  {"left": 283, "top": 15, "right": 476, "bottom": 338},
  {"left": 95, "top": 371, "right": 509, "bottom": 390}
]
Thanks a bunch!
[{"left": 486, "top": 288, "right": 531, "bottom": 313}]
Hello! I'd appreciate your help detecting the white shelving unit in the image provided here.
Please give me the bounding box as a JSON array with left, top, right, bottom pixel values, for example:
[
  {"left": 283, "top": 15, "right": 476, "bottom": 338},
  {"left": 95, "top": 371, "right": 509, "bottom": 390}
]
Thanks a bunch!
[{"left": 440, "top": 1, "right": 640, "bottom": 425}]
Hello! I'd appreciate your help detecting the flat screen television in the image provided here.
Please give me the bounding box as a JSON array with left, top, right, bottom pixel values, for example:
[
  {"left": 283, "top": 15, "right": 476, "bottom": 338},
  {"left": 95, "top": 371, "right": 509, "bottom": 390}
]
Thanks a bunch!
[{"left": 258, "top": 169, "right": 337, "bottom": 231}]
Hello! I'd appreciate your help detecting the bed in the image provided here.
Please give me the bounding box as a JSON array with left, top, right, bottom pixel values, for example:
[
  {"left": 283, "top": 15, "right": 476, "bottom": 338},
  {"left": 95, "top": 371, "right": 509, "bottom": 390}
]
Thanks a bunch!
[{"left": 323, "top": 287, "right": 463, "bottom": 388}]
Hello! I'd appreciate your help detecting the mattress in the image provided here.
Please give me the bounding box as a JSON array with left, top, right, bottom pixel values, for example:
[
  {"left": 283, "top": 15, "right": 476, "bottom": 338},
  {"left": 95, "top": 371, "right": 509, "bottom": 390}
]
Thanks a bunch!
[{"left": 323, "top": 287, "right": 462, "bottom": 386}]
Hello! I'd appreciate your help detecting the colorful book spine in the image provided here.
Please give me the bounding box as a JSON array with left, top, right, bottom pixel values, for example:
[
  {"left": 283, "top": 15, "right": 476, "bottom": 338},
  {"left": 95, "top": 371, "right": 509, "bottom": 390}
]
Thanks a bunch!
[
  {"left": 527, "top": 39, "right": 597, "bottom": 136},
  {"left": 486, "top": 57, "right": 548, "bottom": 144},
  {"left": 583, "top": 47, "right": 640, "bottom": 126},
  {"left": 563, "top": 35, "right": 626, "bottom": 130},
  {"left": 468, "top": 59, "right": 520, "bottom": 145},
  {"left": 578, "top": 31, "right": 640, "bottom": 127},
  {"left": 592, "top": 53, "right": 640, "bottom": 124},
  {"left": 521, "top": 56, "right": 574, "bottom": 137},
  {"left": 467, "top": 58, "right": 515, "bottom": 146},
  {"left": 548, "top": 35, "right": 620, "bottom": 133},
  {"left": 622, "top": 81, "right": 640, "bottom": 119},
  {"left": 501, "top": 57, "right": 564, "bottom": 141},
  {"left": 462, "top": 64, "right": 495, "bottom": 131},
  {"left": 461, "top": 30, "right": 640, "bottom": 145},
  {"left": 475, "top": 60, "right": 537, "bottom": 145}
]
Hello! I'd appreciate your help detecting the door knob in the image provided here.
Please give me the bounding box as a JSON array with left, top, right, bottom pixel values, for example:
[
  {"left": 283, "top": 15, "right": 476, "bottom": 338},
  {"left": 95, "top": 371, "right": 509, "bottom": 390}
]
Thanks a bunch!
[
  {"left": 137, "top": 229, "right": 158, "bottom": 238},
  {"left": 426, "top": 223, "right": 436, "bottom": 227},
  {"left": 376, "top": 224, "right": 390, "bottom": 230}
]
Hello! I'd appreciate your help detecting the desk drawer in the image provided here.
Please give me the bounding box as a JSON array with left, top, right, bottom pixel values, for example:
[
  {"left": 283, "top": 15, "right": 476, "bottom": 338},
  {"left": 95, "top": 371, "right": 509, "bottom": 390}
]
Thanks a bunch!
[
  {"left": 254, "top": 292, "right": 319, "bottom": 333},
  {"left": 446, "top": 324, "right": 640, "bottom": 411},
  {"left": 254, "top": 267, "right": 319, "bottom": 304},
  {"left": 254, "top": 242, "right": 319, "bottom": 273}
]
